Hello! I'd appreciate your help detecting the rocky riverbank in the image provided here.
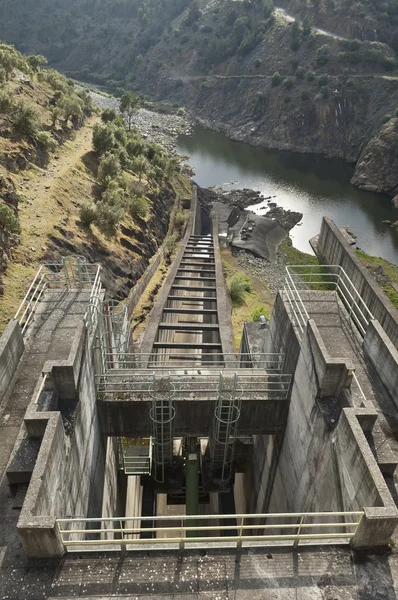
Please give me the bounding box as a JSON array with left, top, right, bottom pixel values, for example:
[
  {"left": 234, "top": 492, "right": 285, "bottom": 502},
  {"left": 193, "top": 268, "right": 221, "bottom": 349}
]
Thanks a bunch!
[{"left": 87, "top": 90, "right": 191, "bottom": 153}]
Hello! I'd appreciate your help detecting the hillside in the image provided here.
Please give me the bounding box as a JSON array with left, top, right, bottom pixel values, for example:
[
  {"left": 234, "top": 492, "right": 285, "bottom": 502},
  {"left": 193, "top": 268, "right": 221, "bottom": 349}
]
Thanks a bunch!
[
  {"left": 0, "top": 0, "right": 398, "bottom": 198},
  {"left": 0, "top": 44, "right": 190, "bottom": 333}
]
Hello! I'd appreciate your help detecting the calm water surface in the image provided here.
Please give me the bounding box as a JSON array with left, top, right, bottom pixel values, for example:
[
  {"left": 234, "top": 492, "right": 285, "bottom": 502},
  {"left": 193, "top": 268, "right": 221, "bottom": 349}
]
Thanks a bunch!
[{"left": 177, "top": 127, "right": 398, "bottom": 264}]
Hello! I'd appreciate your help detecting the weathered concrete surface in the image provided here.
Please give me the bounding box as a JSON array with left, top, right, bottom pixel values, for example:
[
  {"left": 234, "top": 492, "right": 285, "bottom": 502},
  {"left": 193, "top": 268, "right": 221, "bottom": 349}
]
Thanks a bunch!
[
  {"left": 98, "top": 374, "right": 288, "bottom": 437},
  {"left": 212, "top": 213, "right": 235, "bottom": 358},
  {"left": 256, "top": 291, "right": 398, "bottom": 545},
  {"left": 17, "top": 323, "right": 106, "bottom": 558},
  {"left": 0, "top": 290, "right": 90, "bottom": 482},
  {"left": 313, "top": 217, "right": 398, "bottom": 348},
  {"left": 363, "top": 320, "right": 398, "bottom": 409},
  {"left": 1, "top": 542, "right": 398, "bottom": 599},
  {"left": 0, "top": 319, "right": 23, "bottom": 403},
  {"left": 140, "top": 188, "right": 198, "bottom": 357}
]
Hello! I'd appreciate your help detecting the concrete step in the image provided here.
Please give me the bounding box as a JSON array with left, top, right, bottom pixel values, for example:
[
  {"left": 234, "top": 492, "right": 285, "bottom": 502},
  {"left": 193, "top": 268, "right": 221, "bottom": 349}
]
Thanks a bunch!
[
  {"left": 166, "top": 295, "right": 217, "bottom": 302},
  {"left": 158, "top": 322, "right": 220, "bottom": 330},
  {"left": 6, "top": 436, "right": 41, "bottom": 485}
]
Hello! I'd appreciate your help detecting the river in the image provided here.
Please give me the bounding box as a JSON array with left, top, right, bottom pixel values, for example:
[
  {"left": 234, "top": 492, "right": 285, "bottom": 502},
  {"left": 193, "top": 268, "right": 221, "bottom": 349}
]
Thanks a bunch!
[{"left": 177, "top": 127, "right": 398, "bottom": 264}]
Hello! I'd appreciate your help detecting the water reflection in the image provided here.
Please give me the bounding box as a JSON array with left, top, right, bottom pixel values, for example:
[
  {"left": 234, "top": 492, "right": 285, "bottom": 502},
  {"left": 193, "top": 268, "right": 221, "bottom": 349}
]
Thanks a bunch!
[{"left": 177, "top": 127, "right": 398, "bottom": 264}]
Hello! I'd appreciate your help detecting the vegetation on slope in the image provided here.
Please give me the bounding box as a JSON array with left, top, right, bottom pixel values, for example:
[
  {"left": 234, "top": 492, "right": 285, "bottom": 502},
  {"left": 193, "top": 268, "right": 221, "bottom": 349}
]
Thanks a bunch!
[
  {"left": 0, "top": 42, "right": 190, "bottom": 333},
  {"left": 356, "top": 249, "right": 398, "bottom": 308},
  {"left": 221, "top": 246, "right": 273, "bottom": 350}
]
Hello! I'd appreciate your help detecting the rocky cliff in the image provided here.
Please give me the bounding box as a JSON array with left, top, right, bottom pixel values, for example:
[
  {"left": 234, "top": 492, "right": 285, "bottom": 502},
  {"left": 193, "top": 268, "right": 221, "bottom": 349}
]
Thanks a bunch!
[{"left": 351, "top": 116, "right": 398, "bottom": 197}]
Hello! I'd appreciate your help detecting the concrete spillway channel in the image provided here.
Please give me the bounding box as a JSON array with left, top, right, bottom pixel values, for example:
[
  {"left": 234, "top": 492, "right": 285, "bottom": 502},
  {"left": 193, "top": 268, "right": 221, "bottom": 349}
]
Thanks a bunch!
[{"left": 152, "top": 234, "right": 222, "bottom": 367}]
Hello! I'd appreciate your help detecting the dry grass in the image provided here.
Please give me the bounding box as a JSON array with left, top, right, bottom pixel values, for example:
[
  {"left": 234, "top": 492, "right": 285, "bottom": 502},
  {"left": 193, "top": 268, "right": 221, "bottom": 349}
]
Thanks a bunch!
[{"left": 220, "top": 246, "right": 274, "bottom": 351}]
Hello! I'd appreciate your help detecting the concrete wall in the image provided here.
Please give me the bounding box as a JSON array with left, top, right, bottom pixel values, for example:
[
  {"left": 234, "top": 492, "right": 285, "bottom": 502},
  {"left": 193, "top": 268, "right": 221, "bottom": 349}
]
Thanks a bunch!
[
  {"left": 251, "top": 313, "right": 398, "bottom": 545},
  {"left": 363, "top": 319, "right": 398, "bottom": 408},
  {"left": 98, "top": 392, "right": 288, "bottom": 438},
  {"left": 263, "top": 293, "right": 301, "bottom": 375},
  {"left": 18, "top": 324, "right": 106, "bottom": 557},
  {"left": 0, "top": 319, "right": 24, "bottom": 401},
  {"left": 123, "top": 187, "right": 190, "bottom": 320},
  {"left": 212, "top": 213, "right": 235, "bottom": 358},
  {"left": 315, "top": 217, "right": 398, "bottom": 348},
  {"left": 139, "top": 187, "right": 198, "bottom": 356}
]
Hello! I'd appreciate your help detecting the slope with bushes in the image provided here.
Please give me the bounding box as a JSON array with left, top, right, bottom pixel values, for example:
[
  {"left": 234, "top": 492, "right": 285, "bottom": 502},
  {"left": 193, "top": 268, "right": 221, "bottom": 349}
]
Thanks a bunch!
[{"left": 0, "top": 43, "right": 191, "bottom": 333}]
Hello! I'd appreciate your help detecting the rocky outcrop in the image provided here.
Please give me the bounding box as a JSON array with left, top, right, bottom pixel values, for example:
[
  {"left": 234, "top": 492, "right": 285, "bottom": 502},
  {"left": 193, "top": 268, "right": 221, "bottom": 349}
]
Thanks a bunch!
[{"left": 351, "top": 119, "right": 398, "bottom": 197}]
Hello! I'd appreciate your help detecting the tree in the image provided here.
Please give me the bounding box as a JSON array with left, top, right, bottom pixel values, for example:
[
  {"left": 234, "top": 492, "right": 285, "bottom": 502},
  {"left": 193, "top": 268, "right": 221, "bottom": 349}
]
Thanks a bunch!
[
  {"left": 98, "top": 152, "right": 121, "bottom": 187},
  {"left": 0, "top": 46, "right": 21, "bottom": 80},
  {"left": 13, "top": 102, "right": 39, "bottom": 135},
  {"left": 93, "top": 123, "right": 116, "bottom": 154},
  {"left": 101, "top": 107, "right": 118, "bottom": 123},
  {"left": 119, "top": 92, "right": 140, "bottom": 131},
  {"left": 132, "top": 155, "right": 148, "bottom": 181},
  {"left": 56, "top": 94, "right": 83, "bottom": 125},
  {"left": 27, "top": 54, "right": 48, "bottom": 72}
]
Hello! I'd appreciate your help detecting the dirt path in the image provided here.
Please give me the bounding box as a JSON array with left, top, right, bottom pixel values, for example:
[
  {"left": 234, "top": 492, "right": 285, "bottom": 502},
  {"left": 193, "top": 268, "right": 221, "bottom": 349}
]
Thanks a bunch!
[{"left": 0, "top": 115, "right": 99, "bottom": 332}]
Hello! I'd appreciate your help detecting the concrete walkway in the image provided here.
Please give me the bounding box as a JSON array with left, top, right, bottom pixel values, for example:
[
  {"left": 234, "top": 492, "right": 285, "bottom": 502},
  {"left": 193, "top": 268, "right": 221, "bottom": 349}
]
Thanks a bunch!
[
  {"left": 0, "top": 290, "right": 91, "bottom": 481},
  {"left": 298, "top": 290, "right": 398, "bottom": 500}
]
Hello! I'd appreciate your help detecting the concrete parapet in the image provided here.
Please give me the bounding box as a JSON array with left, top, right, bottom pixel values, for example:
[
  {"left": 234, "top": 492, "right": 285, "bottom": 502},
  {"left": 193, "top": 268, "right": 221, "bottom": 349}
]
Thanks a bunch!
[
  {"left": 18, "top": 515, "right": 64, "bottom": 558},
  {"left": 363, "top": 319, "right": 398, "bottom": 408},
  {"left": 314, "top": 217, "right": 398, "bottom": 348},
  {"left": 212, "top": 213, "right": 235, "bottom": 358},
  {"left": 307, "top": 320, "right": 354, "bottom": 398},
  {"left": 352, "top": 507, "right": 398, "bottom": 548},
  {"left": 264, "top": 293, "right": 301, "bottom": 375},
  {"left": 0, "top": 319, "right": 24, "bottom": 400},
  {"left": 16, "top": 320, "right": 105, "bottom": 557},
  {"left": 43, "top": 320, "right": 86, "bottom": 400}
]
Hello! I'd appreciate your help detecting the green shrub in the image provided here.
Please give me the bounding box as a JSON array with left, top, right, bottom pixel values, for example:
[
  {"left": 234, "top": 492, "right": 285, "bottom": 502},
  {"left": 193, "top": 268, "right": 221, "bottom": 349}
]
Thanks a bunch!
[
  {"left": 127, "top": 196, "right": 149, "bottom": 219},
  {"left": 0, "top": 67, "right": 6, "bottom": 84},
  {"left": 101, "top": 107, "right": 118, "bottom": 123},
  {"left": 13, "top": 102, "right": 39, "bottom": 135},
  {"left": 320, "top": 86, "right": 329, "bottom": 99},
  {"left": 395, "top": 108, "right": 398, "bottom": 118},
  {"left": 251, "top": 305, "right": 266, "bottom": 322},
  {"left": 382, "top": 114, "right": 392, "bottom": 124},
  {"left": 296, "top": 66, "right": 305, "bottom": 79},
  {"left": 93, "top": 123, "right": 117, "bottom": 154},
  {"left": 0, "top": 88, "right": 14, "bottom": 113},
  {"left": 95, "top": 202, "right": 124, "bottom": 236},
  {"left": 0, "top": 202, "right": 20, "bottom": 234},
  {"left": 175, "top": 210, "right": 187, "bottom": 232},
  {"left": 228, "top": 272, "right": 252, "bottom": 306},
  {"left": 165, "top": 234, "right": 177, "bottom": 256},
  {"left": 307, "top": 71, "right": 316, "bottom": 81},
  {"left": 36, "top": 131, "right": 58, "bottom": 152},
  {"left": 272, "top": 71, "right": 282, "bottom": 87},
  {"left": 98, "top": 152, "right": 121, "bottom": 187},
  {"left": 101, "top": 181, "right": 124, "bottom": 206},
  {"left": 79, "top": 202, "right": 97, "bottom": 226},
  {"left": 283, "top": 78, "right": 294, "bottom": 90},
  {"left": 301, "top": 90, "right": 310, "bottom": 101}
]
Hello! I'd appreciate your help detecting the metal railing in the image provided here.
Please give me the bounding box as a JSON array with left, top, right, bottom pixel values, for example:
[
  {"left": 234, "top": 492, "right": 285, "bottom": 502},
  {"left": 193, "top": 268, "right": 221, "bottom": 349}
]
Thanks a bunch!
[
  {"left": 96, "top": 370, "right": 292, "bottom": 401},
  {"left": 15, "top": 257, "right": 101, "bottom": 336},
  {"left": 100, "top": 352, "right": 286, "bottom": 372},
  {"left": 118, "top": 438, "right": 153, "bottom": 475},
  {"left": 56, "top": 510, "right": 364, "bottom": 551},
  {"left": 284, "top": 265, "right": 374, "bottom": 337}
]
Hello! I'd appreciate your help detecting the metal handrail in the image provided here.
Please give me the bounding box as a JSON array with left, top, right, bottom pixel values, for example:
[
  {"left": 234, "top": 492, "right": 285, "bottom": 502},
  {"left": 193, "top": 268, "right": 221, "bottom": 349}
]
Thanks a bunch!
[
  {"left": 96, "top": 371, "right": 292, "bottom": 400},
  {"left": 56, "top": 510, "right": 364, "bottom": 550},
  {"left": 100, "top": 352, "right": 286, "bottom": 371},
  {"left": 284, "top": 265, "right": 374, "bottom": 337},
  {"left": 15, "top": 258, "right": 101, "bottom": 336}
]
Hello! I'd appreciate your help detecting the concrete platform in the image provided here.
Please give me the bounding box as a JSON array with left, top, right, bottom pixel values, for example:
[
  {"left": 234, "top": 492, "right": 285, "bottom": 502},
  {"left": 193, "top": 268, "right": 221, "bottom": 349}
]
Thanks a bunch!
[{"left": 287, "top": 290, "right": 398, "bottom": 489}]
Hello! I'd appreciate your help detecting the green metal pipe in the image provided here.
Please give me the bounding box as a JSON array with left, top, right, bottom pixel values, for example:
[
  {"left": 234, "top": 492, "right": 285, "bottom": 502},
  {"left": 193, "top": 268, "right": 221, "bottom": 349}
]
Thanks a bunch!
[{"left": 185, "top": 437, "right": 199, "bottom": 537}]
